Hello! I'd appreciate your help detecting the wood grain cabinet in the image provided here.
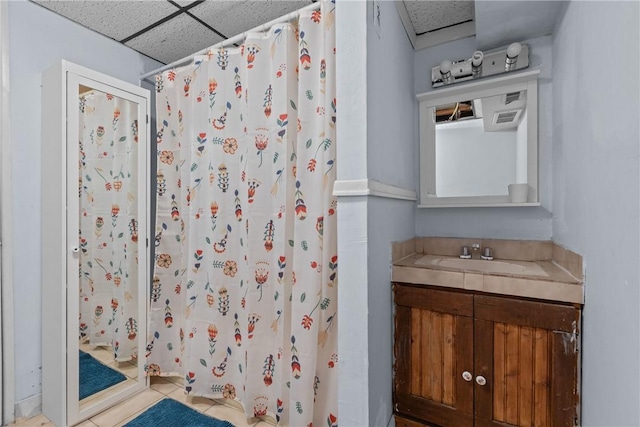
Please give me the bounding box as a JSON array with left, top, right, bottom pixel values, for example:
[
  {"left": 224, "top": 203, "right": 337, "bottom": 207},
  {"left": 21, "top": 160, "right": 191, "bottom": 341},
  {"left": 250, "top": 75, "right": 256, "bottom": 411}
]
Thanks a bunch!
[{"left": 393, "top": 283, "right": 580, "bottom": 427}]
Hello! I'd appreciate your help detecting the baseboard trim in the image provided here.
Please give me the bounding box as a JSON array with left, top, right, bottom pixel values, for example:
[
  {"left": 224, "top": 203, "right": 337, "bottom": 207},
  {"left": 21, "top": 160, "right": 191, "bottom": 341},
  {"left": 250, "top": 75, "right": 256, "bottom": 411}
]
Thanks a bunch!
[
  {"left": 333, "top": 179, "right": 417, "bottom": 201},
  {"left": 15, "top": 393, "right": 41, "bottom": 420}
]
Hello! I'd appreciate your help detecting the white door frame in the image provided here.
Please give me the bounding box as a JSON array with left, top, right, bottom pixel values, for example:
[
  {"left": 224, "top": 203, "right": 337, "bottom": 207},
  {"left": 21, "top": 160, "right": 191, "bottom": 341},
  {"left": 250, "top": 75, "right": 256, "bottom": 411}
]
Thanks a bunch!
[{"left": 1, "top": 1, "right": 16, "bottom": 424}]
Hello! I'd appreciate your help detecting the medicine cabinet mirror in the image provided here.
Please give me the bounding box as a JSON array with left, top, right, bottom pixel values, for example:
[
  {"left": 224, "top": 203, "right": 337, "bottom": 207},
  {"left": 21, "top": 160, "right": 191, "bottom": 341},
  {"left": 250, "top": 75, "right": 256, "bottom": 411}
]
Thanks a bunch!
[
  {"left": 42, "top": 61, "right": 150, "bottom": 426},
  {"left": 417, "top": 70, "right": 540, "bottom": 208}
]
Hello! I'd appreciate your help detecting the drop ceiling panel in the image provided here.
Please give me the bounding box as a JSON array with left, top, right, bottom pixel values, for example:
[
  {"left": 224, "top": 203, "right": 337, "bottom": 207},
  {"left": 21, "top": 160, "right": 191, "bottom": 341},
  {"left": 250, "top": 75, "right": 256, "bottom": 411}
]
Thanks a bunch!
[
  {"left": 404, "top": 0, "right": 474, "bottom": 34},
  {"left": 126, "top": 14, "right": 224, "bottom": 65},
  {"left": 190, "top": 1, "right": 312, "bottom": 41},
  {"left": 32, "top": 0, "right": 180, "bottom": 41}
]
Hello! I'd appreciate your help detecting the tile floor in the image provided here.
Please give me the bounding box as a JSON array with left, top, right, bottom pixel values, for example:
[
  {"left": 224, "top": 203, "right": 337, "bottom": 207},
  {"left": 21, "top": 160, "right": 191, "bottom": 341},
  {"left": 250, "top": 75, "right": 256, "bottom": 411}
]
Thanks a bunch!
[{"left": 10, "top": 374, "right": 273, "bottom": 427}]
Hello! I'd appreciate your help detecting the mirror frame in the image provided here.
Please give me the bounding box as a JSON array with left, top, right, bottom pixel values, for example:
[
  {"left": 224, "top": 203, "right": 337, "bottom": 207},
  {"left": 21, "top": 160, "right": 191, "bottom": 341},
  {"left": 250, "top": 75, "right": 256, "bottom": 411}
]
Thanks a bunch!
[
  {"left": 42, "top": 61, "right": 150, "bottom": 426},
  {"left": 417, "top": 69, "right": 540, "bottom": 208}
]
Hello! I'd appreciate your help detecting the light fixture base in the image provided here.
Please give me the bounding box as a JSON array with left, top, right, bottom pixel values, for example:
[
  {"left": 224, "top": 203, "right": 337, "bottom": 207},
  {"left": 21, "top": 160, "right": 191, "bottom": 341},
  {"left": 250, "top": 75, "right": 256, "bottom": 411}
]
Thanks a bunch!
[{"left": 431, "top": 44, "right": 529, "bottom": 88}]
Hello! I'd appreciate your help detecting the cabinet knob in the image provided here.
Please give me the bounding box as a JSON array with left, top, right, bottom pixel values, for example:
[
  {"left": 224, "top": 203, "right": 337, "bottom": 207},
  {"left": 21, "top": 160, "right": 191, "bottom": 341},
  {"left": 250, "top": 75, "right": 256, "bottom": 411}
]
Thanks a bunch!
[
  {"left": 462, "top": 371, "right": 473, "bottom": 382},
  {"left": 475, "top": 375, "right": 487, "bottom": 386}
]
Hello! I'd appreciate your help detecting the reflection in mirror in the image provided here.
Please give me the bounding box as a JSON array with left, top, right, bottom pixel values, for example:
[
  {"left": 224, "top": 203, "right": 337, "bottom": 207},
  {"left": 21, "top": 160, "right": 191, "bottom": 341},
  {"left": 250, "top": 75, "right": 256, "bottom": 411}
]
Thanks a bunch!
[
  {"left": 77, "top": 87, "right": 140, "bottom": 405},
  {"left": 435, "top": 90, "right": 528, "bottom": 198},
  {"left": 417, "top": 69, "right": 539, "bottom": 207}
]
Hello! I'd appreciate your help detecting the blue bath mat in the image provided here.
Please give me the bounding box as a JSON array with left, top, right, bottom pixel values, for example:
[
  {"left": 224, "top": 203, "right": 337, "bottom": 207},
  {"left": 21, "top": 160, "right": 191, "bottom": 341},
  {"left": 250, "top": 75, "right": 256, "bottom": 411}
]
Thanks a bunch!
[
  {"left": 79, "top": 350, "right": 127, "bottom": 400},
  {"left": 123, "top": 398, "right": 235, "bottom": 427}
]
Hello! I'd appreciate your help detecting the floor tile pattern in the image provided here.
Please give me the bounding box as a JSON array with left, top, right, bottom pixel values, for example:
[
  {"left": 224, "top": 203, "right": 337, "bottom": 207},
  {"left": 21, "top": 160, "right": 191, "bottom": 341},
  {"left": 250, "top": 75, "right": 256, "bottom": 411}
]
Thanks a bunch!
[{"left": 10, "top": 376, "right": 275, "bottom": 427}]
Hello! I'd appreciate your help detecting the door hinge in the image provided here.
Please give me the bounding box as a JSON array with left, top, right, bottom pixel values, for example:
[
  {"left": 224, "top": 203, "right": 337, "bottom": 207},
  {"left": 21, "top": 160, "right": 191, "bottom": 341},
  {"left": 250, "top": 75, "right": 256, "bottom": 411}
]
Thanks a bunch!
[
  {"left": 146, "top": 114, "right": 149, "bottom": 124},
  {"left": 553, "top": 330, "right": 580, "bottom": 354},
  {"left": 146, "top": 238, "right": 149, "bottom": 248}
]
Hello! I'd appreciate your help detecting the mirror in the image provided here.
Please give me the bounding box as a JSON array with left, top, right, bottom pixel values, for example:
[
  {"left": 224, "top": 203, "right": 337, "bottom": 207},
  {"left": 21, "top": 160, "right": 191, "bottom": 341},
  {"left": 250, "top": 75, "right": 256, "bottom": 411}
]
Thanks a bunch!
[
  {"left": 417, "top": 70, "right": 539, "bottom": 207},
  {"left": 42, "top": 61, "right": 149, "bottom": 427},
  {"left": 77, "top": 88, "right": 141, "bottom": 405},
  {"left": 434, "top": 90, "right": 528, "bottom": 197}
]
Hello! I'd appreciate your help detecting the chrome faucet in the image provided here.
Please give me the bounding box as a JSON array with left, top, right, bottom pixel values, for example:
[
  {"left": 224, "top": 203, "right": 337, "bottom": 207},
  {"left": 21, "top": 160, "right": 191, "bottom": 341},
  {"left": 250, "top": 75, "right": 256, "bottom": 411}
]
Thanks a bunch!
[
  {"left": 481, "top": 246, "right": 494, "bottom": 260},
  {"left": 460, "top": 246, "right": 471, "bottom": 259},
  {"left": 471, "top": 243, "right": 482, "bottom": 260},
  {"left": 459, "top": 243, "right": 493, "bottom": 260}
]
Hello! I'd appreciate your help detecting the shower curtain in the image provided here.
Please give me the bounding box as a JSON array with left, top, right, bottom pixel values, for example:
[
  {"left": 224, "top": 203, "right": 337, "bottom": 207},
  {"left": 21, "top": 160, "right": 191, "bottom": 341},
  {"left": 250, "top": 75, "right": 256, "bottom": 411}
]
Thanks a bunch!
[
  {"left": 79, "top": 90, "right": 140, "bottom": 362},
  {"left": 147, "top": 2, "right": 337, "bottom": 426}
]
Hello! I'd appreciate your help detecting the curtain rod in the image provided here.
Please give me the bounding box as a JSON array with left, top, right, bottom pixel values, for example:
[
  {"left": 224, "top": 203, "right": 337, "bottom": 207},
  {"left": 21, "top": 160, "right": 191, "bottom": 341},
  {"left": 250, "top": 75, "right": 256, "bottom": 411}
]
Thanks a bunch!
[{"left": 140, "top": 1, "right": 322, "bottom": 83}]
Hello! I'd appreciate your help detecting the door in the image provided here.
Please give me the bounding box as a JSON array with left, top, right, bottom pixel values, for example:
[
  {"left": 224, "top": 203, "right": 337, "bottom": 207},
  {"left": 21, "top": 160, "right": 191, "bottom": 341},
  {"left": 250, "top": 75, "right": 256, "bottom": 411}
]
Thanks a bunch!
[
  {"left": 41, "top": 61, "right": 150, "bottom": 427},
  {"left": 394, "top": 284, "right": 475, "bottom": 427},
  {"left": 473, "top": 295, "right": 580, "bottom": 427}
]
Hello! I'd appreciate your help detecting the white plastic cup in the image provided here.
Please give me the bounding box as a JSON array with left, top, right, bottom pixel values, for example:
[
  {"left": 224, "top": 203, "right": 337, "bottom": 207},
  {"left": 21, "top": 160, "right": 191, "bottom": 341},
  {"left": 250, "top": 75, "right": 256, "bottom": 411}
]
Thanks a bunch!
[{"left": 508, "top": 183, "right": 529, "bottom": 203}]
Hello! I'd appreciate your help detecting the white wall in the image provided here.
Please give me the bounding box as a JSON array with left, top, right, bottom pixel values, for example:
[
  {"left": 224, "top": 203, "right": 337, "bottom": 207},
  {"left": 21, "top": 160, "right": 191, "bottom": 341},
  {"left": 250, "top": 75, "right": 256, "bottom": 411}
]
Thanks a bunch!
[
  {"left": 436, "top": 119, "right": 517, "bottom": 197},
  {"left": 8, "top": 0, "right": 160, "bottom": 409},
  {"left": 414, "top": 35, "right": 553, "bottom": 239},
  {"left": 335, "top": 2, "right": 370, "bottom": 425},
  {"left": 335, "top": 1, "right": 368, "bottom": 183},
  {"left": 551, "top": 1, "right": 640, "bottom": 425}
]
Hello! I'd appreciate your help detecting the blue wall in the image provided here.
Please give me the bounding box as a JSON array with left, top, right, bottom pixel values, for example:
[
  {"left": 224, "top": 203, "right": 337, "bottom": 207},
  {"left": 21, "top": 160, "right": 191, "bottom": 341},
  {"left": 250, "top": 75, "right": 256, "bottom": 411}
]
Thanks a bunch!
[
  {"left": 551, "top": 1, "right": 640, "bottom": 424},
  {"left": 8, "top": 0, "right": 160, "bottom": 406},
  {"left": 366, "top": 2, "right": 416, "bottom": 425},
  {"left": 411, "top": 2, "right": 640, "bottom": 424}
]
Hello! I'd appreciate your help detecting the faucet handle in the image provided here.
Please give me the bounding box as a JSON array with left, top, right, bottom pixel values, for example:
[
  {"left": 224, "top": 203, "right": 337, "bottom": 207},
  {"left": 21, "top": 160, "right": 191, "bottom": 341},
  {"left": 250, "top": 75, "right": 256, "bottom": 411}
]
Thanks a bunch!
[
  {"left": 460, "top": 246, "right": 472, "bottom": 259},
  {"left": 481, "top": 247, "right": 493, "bottom": 260}
]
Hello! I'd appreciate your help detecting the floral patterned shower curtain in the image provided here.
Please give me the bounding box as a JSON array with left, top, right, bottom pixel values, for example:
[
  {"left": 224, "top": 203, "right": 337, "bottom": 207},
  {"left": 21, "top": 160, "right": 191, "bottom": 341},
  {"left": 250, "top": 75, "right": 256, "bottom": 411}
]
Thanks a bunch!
[
  {"left": 79, "top": 90, "right": 140, "bottom": 361},
  {"left": 147, "top": 3, "right": 337, "bottom": 426}
]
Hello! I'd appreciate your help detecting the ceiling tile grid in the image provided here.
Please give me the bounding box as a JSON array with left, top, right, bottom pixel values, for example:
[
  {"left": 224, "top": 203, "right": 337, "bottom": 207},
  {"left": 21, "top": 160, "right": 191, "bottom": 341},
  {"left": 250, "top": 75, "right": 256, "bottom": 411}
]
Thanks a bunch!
[
  {"left": 37, "top": 0, "right": 556, "bottom": 66},
  {"left": 190, "top": 1, "right": 312, "bottom": 42},
  {"left": 32, "top": 0, "right": 181, "bottom": 42},
  {"left": 404, "top": 0, "right": 474, "bottom": 34},
  {"left": 125, "top": 12, "right": 225, "bottom": 64}
]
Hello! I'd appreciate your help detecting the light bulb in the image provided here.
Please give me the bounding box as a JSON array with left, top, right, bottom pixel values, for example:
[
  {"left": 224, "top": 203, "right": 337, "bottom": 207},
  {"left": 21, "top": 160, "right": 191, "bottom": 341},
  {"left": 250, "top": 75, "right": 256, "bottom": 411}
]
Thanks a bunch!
[
  {"left": 472, "top": 51, "right": 483, "bottom": 66},
  {"left": 506, "top": 42, "right": 522, "bottom": 59},
  {"left": 438, "top": 59, "right": 454, "bottom": 84},
  {"left": 505, "top": 42, "right": 522, "bottom": 71},
  {"left": 471, "top": 51, "right": 483, "bottom": 67},
  {"left": 439, "top": 59, "right": 452, "bottom": 74},
  {"left": 471, "top": 51, "right": 483, "bottom": 77}
]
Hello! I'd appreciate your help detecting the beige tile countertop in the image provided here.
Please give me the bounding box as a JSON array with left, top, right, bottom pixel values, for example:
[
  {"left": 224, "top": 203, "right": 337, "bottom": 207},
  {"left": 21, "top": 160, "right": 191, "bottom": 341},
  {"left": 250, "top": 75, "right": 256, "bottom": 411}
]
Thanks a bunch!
[{"left": 392, "top": 237, "right": 584, "bottom": 305}]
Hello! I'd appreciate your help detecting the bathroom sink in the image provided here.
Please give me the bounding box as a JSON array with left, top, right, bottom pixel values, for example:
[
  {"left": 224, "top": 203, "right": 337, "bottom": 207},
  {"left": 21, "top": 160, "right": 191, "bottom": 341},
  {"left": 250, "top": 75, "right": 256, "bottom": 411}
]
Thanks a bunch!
[{"left": 415, "top": 255, "right": 550, "bottom": 278}]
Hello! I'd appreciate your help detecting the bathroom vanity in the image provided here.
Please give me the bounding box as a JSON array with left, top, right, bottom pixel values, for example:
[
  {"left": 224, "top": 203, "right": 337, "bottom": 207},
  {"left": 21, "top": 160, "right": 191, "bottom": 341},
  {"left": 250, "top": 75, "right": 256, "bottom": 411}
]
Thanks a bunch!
[{"left": 391, "top": 238, "right": 583, "bottom": 427}]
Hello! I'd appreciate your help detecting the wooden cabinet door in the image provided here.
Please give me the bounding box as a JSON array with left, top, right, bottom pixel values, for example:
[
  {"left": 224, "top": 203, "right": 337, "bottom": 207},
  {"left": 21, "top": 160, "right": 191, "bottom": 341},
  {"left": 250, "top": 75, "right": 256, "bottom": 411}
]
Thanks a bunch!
[
  {"left": 394, "top": 284, "right": 475, "bottom": 427},
  {"left": 473, "top": 295, "right": 580, "bottom": 427}
]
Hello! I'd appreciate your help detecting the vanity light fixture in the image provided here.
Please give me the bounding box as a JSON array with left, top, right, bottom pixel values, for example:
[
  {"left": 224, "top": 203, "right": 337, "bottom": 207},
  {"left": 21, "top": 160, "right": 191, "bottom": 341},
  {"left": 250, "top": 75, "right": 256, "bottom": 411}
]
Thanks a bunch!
[{"left": 431, "top": 41, "right": 529, "bottom": 88}]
